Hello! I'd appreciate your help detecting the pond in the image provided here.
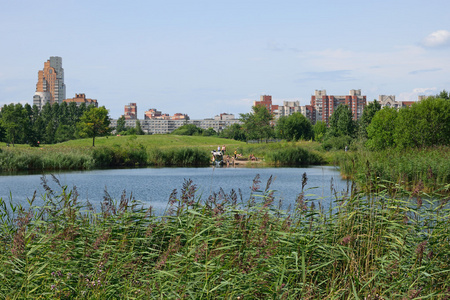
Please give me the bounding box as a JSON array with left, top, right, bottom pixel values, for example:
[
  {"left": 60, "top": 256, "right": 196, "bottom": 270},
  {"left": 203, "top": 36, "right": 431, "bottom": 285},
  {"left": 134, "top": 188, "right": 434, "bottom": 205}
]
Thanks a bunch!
[{"left": 0, "top": 166, "right": 349, "bottom": 215}]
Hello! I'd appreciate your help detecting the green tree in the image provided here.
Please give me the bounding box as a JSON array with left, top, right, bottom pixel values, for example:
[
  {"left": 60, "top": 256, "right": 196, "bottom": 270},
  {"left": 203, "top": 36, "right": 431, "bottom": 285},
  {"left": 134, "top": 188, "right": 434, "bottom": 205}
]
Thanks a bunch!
[
  {"left": 0, "top": 103, "right": 29, "bottom": 146},
  {"left": 220, "top": 123, "right": 246, "bottom": 141},
  {"left": 328, "top": 104, "right": 356, "bottom": 138},
  {"left": 358, "top": 100, "right": 381, "bottom": 139},
  {"left": 171, "top": 124, "right": 203, "bottom": 135},
  {"left": 116, "top": 115, "right": 126, "bottom": 133},
  {"left": 77, "top": 106, "right": 112, "bottom": 146},
  {"left": 202, "top": 127, "right": 217, "bottom": 136},
  {"left": 366, "top": 107, "right": 398, "bottom": 150},
  {"left": 394, "top": 96, "right": 450, "bottom": 148},
  {"left": 313, "top": 121, "right": 327, "bottom": 142},
  {"left": 240, "top": 105, "right": 274, "bottom": 141},
  {"left": 276, "top": 112, "right": 313, "bottom": 141},
  {"left": 135, "top": 119, "right": 145, "bottom": 135}
]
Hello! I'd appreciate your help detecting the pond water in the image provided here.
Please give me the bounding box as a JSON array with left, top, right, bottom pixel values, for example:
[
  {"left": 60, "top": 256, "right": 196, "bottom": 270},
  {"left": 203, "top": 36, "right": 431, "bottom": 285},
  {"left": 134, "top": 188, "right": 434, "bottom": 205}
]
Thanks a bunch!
[{"left": 0, "top": 166, "right": 349, "bottom": 215}]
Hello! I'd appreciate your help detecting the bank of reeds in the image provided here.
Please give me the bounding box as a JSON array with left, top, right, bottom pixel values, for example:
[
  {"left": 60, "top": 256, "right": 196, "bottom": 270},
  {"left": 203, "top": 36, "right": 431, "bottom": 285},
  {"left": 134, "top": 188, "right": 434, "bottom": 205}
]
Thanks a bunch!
[
  {"left": 1, "top": 174, "right": 449, "bottom": 298},
  {"left": 334, "top": 146, "right": 450, "bottom": 193},
  {"left": 0, "top": 145, "right": 211, "bottom": 172},
  {"left": 148, "top": 147, "right": 210, "bottom": 166},
  {"left": 264, "top": 146, "right": 325, "bottom": 166},
  {"left": 0, "top": 147, "right": 95, "bottom": 172}
]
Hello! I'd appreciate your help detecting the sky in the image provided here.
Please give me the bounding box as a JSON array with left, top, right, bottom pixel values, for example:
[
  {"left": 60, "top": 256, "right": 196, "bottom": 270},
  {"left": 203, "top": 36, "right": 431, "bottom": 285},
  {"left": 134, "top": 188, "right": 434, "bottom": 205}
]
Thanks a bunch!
[{"left": 1, "top": 0, "right": 450, "bottom": 119}]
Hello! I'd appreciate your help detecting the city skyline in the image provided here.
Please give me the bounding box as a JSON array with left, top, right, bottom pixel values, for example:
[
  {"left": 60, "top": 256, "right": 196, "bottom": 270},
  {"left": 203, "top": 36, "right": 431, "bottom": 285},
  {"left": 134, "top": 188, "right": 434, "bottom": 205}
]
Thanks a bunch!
[{"left": 1, "top": 0, "right": 450, "bottom": 119}]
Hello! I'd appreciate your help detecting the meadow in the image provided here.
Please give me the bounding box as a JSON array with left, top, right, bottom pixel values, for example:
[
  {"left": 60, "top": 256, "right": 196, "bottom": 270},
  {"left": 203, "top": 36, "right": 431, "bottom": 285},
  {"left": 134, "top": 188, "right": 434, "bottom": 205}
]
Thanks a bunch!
[
  {"left": 0, "top": 136, "right": 327, "bottom": 172},
  {"left": 0, "top": 174, "right": 449, "bottom": 299}
]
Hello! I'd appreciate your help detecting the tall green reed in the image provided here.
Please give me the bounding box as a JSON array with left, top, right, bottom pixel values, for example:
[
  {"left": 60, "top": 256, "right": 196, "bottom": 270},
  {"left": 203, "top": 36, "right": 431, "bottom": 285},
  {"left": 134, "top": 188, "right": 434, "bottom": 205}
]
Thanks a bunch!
[{"left": 0, "top": 174, "right": 449, "bottom": 298}]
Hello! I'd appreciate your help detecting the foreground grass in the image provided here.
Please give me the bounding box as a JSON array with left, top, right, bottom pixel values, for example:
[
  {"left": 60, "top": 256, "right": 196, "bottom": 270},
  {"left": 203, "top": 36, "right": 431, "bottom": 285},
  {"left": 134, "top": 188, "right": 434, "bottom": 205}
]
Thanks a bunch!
[{"left": 1, "top": 175, "right": 449, "bottom": 299}]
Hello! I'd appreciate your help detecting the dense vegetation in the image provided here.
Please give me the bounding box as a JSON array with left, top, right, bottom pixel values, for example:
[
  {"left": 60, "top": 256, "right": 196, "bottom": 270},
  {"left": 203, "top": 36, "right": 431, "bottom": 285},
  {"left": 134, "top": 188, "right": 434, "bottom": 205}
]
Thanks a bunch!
[
  {"left": 0, "top": 102, "right": 111, "bottom": 147},
  {"left": 1, "top": 175, "right": 449, "bottom": 298}
]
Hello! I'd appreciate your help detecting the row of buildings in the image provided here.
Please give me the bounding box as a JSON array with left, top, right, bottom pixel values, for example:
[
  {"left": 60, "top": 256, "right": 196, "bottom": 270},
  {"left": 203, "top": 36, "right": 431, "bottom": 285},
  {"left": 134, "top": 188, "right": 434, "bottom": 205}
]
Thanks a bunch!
[
  {"left": 254, "top": 91, "right": 419, "bottom": 126},
  {"left": 30, "top": 56, "right": 423, "bottom": 135}
]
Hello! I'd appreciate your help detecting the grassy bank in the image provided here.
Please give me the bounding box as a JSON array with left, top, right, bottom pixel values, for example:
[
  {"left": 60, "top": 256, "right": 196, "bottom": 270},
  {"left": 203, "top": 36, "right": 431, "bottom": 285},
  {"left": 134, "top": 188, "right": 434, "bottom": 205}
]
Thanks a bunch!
[
  {"left": 1, "top": 175, "right": 449, "bottom": 298},
  {"left": 0, "top": 137, "right": 327, "bottom": 171},
  {"left": 333, "top": 146, "right": 450, "bottom": 193}
]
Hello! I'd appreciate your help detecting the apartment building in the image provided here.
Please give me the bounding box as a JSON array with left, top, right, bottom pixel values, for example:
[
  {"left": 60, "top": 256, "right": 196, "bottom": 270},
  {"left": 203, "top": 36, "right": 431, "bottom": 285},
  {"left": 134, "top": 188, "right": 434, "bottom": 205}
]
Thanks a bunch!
[
  {"left": 310, "top": 89, "right": 366, "bottom": 125},
  {"left": 110, "top": 117, "right": 241, "bottom": 135},
  {"left": 63, "top": 93, "right": 98, "bottom": 107},
  {"left": 254, "top": 95, "right": 279, "bottom": 115},
  {"left": 33, "top": 56, "right": 66, "bottom": 109},
  {"left": 124, "top": 103, "right": 137, "bottom": 119}
]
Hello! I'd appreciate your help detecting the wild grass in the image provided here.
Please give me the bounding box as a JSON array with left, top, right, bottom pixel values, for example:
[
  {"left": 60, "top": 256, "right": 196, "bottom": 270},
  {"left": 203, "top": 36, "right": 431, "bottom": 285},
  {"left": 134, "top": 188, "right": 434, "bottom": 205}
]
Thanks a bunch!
[
  {"left": 0, "top": 138, "right": 327, "bottom": 171},
  {"left": 1, "top": 174, "right": 449, "bottom": 299},
  {"left": 0, "top": 147, "right": 94, "bottom": 172},
  {"left": 333, "top": 146, "right": 450, "bottom": 193}
]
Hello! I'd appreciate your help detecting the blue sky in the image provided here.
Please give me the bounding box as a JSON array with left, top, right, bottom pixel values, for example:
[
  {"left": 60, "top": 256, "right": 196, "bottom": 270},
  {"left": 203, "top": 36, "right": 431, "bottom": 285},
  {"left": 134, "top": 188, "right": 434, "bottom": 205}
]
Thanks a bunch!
[{"left": 1, "top": 0, "right": 450, "bottom": 119}]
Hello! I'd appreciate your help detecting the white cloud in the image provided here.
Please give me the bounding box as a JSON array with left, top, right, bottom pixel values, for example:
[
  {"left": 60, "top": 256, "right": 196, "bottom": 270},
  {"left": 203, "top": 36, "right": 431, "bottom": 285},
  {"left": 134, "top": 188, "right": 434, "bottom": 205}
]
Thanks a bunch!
[
  {"left": 398, "top": 87, "right": 436, "bottom": 101},
  {"left": 422, "top": 30, "right": 450, "bottom": 47}
]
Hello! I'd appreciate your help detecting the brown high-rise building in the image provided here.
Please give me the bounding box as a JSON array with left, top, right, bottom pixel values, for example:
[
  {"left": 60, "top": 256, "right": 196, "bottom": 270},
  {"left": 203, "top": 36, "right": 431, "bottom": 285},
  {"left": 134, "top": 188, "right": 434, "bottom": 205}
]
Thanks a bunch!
[
  {"left": 124, "top": 103, "right": 137, "bottom": 119},
  {"left": 33, "top": 56, "right": 66, "bottom": 109},
  {"left": 310, "top": 89, "right": 366, "bottom": 125}
]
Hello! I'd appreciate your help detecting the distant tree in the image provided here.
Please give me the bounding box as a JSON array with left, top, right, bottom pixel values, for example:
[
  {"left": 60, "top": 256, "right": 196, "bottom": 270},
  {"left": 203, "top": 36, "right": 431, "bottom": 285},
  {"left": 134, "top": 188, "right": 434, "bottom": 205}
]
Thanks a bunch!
[
  {"left": 135, "top": 119, "right": 145, "bottom": 135},
  {"left": 77, "top": 106, "right": 112, "bottom": 146},
  {"left": 240, "top": 105, "right": 274, "bottom": 141},
  {"left": 436, "top": 89, "right": 449, "bottom": 100},
  {"left": 171, "top": 124, "right": 203, "bottom": 136},
  {"left": 0, "top": 103, "right": 28, "bottom": 146},
  {"left": 220, "top": 123, "right": 246, "bottom": 141},
  {"left": 328, "top": 104, "right": 357, "bottom": 138},
  {"left": 394, "top": 96, "right": 450, "bottom": 148},
  {"left": 366, "top": 107, "right": 398, "bottom": 150},
  {"left": 202, "top": 127, "right": 217, "bottom": 136},
  {"left": 313, "top": 121, "right": 327, "bottom": 142},
  {"left": 116, "top": 115, "right": 126, "bottom": 133},
  {"left": 276, "top": 112, "right": 313, "bottom": 141},
  {"left": 358, "top": 100, "right": 381, "bottom": 139}
]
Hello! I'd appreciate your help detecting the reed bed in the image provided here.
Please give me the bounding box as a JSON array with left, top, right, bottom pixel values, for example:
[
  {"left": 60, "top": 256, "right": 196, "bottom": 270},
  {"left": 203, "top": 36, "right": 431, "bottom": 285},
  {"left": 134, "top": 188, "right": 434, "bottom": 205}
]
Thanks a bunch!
[
  {"left": 148, "top": 147, "right": 211, "bottom": 166},
  {"left": 334, "top": 146, "right": 450, "bottom": 193},
  {"left": 1, "top": 174, "right": 449, "bottom": 299},
  {"left": 0, "top": 147, "right": 94, "bottom": 172},
  {"left": 264, "top": 146, "right": 325, "bottom": 166}
]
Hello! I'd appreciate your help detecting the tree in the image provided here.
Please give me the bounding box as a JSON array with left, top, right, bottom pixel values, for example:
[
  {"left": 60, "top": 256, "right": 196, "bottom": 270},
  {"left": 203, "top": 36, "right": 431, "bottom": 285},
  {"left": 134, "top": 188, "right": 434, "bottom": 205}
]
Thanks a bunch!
[
  {"left": 366, "top": 107, "right": 398, "bottom": 150},
  {"left": 358, "top": 100, "right": 381, "bottom": 139},
  {"left": 240, "top": 105, "right": 274, "bottom": 141},
  {"left": 313, "top": 121, "right": 327, "bottom": 142},
  {"left": 202, "top": 127, "right": 217, "bottom": 136},
  {"left": 220, "top": 123, "right": 246, "bottom": 141},
  {"left": 276, "top": 112, "right": 313, "bottom": 141},
  {"left": 394, "top": 96, "right": 450, "bottom": 149},
  {"left": 0, "top": 103, "right": 29, "bottom": 146},
  {"left": 328, "top": 104, "right": 356, "bottom": 138},
  {"left": 77, "top": 106, "right": 112, "bottom": 146},
  {"left": 116, "top": 115, "right": 126, "bottom": 133},
  {"left": 135, "top": 119, "right": 145, "bottom": 135},
  {"left": 171, "top": 124, "right": 203, "bottom": 136}
]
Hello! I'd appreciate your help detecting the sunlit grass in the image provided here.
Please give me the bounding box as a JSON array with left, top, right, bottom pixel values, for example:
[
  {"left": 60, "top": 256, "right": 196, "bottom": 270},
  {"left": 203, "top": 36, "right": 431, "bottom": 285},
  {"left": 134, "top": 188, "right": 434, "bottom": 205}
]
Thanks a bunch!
[{"left": 1, "top": 175, "right": 449, "bottom": 298}]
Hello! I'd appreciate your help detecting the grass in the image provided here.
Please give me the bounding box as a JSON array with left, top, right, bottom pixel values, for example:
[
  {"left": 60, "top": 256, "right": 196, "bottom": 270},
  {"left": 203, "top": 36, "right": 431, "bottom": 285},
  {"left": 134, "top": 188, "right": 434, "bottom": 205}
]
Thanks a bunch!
[
  {"left": 0, "top": 137, "right": 327, "bottom": 171},
  {"left": 1, "top": 174, "right": 449, "bottom": 298},
  {"left": 333, "top": 146, "right": 450, "bottom": 193}
]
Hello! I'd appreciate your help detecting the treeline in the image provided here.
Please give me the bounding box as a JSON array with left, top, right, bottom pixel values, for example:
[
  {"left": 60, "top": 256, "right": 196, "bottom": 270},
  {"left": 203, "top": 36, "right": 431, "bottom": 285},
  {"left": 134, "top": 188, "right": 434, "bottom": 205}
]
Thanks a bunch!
[
  {"left": 0, "top": 102, "right": 97, "bottom": 146},
  {"left": 219, "top": 90, "right": 450, "bottom": 151}
]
